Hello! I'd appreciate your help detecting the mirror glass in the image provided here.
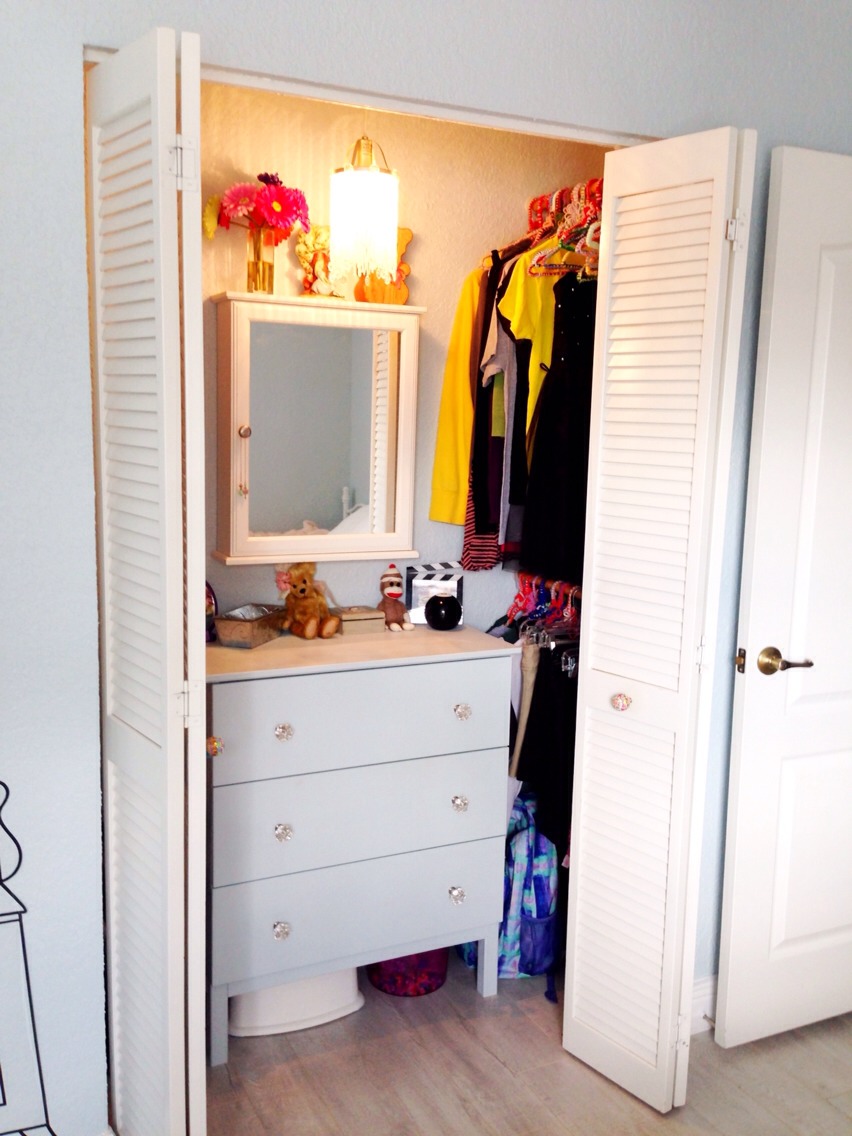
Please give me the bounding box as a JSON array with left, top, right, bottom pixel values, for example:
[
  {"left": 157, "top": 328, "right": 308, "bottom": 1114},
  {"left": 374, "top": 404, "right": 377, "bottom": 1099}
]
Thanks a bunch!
[
  {"left": 214, "top": 294, "right": 421, "bottom": 564},
  {"left": 248, "top": 323, "right": 397, "bottom": 537}
]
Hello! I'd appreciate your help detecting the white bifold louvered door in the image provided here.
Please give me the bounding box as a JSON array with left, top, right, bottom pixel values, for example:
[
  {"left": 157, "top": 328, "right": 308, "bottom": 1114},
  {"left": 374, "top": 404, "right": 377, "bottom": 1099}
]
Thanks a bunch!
[
  {"left": 563, "top": 127, "right": 755, "bottom": 1112},
  {"left": 88, "top": 27, "right": 206, "bottom": 1136}
]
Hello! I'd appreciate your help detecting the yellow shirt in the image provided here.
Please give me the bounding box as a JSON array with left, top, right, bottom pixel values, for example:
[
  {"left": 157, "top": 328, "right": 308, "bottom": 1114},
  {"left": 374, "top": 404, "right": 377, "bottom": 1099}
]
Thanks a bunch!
[
  {"left": 429, "top": 267, "right": 487, "bottom": 525},
  {"left": 497, "top": 237, "right": 560, "bottom": 431}
]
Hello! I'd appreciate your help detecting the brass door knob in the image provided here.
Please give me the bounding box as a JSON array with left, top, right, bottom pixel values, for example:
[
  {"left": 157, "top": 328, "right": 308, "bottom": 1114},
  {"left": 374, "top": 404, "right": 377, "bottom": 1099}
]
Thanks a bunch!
[{"left": 757, "top": 646, "right": 814, "bottom": 675}]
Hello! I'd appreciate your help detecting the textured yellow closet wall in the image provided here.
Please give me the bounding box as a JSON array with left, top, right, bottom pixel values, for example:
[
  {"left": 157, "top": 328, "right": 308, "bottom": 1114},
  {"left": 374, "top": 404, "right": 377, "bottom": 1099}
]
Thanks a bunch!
[{"left": 201, "top": 83, "right": 609, "bottom": 621}]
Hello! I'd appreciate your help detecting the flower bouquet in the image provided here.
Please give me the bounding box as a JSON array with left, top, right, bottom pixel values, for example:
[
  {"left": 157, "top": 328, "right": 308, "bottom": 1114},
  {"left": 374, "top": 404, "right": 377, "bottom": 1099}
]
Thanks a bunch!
[{"left": 204, "top": 172, "right": 310, "bottom": 293}]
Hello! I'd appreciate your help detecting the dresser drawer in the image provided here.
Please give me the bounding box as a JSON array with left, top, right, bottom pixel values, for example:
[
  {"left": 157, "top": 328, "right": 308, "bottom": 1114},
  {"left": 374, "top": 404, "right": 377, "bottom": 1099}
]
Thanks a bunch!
[
  {"left": 211, "top": 837, "right": 504, "bottom": 987},
  {"left": 212, "top": 747, "right": 507, "bottom": 886},
  {"left": 210, "top": 656, "right": 511, "bottom": 786}
]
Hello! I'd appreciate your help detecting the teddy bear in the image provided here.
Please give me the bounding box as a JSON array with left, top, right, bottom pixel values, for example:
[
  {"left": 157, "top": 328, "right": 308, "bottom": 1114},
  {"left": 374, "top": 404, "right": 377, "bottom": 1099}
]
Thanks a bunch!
[
  {"left": 377, "top": 564, "right": 414, "bottom": 632},
  {"left": 280, "top": 561, "right": 340, "bottom": 640}
]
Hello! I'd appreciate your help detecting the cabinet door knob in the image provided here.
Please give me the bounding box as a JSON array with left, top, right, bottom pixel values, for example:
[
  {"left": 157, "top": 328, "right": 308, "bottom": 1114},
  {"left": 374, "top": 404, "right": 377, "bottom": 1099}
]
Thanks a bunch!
[
  {"left": 448, "top": 886, "right": 467, "bottom": 905},
  {"left": 610, "top": 693, "right": 632, "bottom": 712},
  {"left": 206, "top": 736, "right": 224, "bottom": 757},
  {"left": 274, "top": 823, "right": 294, "bottom": 843},
  {"left": 451, "top": 795, "right": 469, "bottom": 813},
  {"left": 274, "top": 722, "right": 295, "bottom": 741},
  {"left": 453, "top": 703, "right": 472, "bottom": 721},
  {"left": 272, "top": 921, "right": 291, "bottom": 941}
]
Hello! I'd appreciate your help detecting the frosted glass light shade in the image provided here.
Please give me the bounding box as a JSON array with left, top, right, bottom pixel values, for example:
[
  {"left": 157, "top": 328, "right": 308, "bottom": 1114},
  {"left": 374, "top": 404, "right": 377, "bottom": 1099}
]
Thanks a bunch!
[{"left": 329, "top": 139, "right": 399, "bottom": 283}]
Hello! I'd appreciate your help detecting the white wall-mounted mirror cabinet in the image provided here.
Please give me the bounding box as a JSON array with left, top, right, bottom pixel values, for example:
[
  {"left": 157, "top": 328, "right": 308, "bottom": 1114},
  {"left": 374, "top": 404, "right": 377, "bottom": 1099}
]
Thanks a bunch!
[{"left": 213, "top": 294, "right": 423, "bottom": 563}]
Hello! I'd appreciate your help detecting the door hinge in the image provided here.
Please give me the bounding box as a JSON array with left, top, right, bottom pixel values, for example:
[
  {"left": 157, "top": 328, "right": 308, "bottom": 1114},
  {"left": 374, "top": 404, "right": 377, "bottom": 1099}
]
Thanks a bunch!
[
  {"left": 168, "top": 133, "right": 199, "bottom": 192},
  {"left": 181, "top": 679, "right": 203, "bottom": 729},
  {"left": 725, "top": 209, "right": 747, "bottom": 251},
  {"left": 696, "top": 634, "right": 707, "bottom": 674}
]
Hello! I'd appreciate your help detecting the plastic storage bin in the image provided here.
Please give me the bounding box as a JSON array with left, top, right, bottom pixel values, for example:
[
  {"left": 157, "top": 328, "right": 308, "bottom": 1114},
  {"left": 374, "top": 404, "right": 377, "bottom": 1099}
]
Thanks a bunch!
[
  {"left": 366, "top": 947, "right": 450, "bottom": 996},
  {"left": 229, "top": 969, "right": 364, "bottom": 1037}
]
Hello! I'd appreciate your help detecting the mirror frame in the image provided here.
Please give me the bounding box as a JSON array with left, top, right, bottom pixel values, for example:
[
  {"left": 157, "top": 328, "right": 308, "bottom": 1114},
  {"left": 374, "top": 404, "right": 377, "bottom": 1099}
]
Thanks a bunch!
[{"left": 212, "top": 293, "right": 424, "bottom": 564}]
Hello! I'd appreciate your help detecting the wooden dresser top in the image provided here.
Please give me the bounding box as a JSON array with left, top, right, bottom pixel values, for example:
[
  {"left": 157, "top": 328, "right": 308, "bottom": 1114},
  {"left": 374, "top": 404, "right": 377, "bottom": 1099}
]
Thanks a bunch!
[{"left": 206, "top": 624, "right": 517, "bottom": 683}]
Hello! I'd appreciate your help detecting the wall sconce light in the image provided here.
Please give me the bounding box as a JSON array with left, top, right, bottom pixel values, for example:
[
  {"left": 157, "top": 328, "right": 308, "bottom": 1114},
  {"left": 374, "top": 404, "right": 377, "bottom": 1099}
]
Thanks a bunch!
[{"left": 329, "top": 136, "right": 399, "bottom": 283}]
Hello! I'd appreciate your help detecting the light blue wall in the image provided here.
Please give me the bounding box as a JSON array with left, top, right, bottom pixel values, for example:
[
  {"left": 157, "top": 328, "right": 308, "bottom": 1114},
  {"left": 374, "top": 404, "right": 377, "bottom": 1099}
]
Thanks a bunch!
[{"left": 2, "top": 3, "right": 850, "bottom": 1131}]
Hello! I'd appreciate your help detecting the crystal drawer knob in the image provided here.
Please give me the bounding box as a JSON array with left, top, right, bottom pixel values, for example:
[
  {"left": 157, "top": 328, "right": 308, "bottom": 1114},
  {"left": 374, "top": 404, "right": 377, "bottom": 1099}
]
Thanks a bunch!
[
  {"left": 274, "top": 722, "right": 295, "bottom": 741},
  {"left": 448, "top": 886, "right": 466, "bottom": 905},
  {"left": 274, "top": 823, "right": 294, "bottom": 843},
  {"left": 453, "top": 703, "right": 472, "bottom": 721},
  {"left": 272, "top": 921, "right": 291, "bottom": 941},
  {"left": 206, "top": 736, "right": 223, "bottom": 757},
  {"left": 451, "top": 795, "right": 469, "bottom": 813},
  {"left": 611, "top": 693, "right": 632, "bottom": 712}
]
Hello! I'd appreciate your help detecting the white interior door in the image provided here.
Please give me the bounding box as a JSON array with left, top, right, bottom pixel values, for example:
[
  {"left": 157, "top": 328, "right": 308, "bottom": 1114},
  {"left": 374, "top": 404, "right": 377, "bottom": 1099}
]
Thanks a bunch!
[
  {"left": 716, "top": 146, "right": 852, "bottom": 1048},
  {"left": 89, "top": 27, "right": 205, "bottom": 1135},
  {"left": 563, "top": 126, "right": 755, "bottom": 1112}
]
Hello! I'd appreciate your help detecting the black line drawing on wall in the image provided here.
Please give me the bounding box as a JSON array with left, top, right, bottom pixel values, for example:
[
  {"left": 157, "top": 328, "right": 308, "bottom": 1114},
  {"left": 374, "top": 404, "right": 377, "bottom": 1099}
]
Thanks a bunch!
[{"left": 0, "top": 781, "right": 57, "bottom": 1136}]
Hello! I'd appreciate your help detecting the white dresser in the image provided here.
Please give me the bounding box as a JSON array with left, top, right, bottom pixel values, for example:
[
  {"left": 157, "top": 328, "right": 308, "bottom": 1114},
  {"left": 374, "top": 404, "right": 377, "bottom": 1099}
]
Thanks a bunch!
[{"left": 206, "top": 625, "right": 515, "bottom": 1066}]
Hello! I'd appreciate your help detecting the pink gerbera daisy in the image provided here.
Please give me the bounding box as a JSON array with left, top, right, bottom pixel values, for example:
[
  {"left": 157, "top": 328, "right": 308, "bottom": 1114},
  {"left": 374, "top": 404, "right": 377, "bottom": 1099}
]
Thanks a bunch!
[
  {"left": 253, "top": 183, "right": 310, "bottom": 241},
  {"left": 219, "top": 182, "right": 259, "bottom": 226}
]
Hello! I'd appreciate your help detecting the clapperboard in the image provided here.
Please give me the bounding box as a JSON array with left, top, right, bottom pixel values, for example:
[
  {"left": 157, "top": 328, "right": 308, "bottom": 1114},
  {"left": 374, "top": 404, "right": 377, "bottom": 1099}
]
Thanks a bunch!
[{"left": 405, "top": 561, "right": 464, "bottom": 624}]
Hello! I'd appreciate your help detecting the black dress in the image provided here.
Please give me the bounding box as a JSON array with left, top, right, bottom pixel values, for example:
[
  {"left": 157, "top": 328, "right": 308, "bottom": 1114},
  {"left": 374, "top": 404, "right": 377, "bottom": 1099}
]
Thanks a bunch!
[{"left": 519, "top": 275, "right": 596, "bottom": 583}]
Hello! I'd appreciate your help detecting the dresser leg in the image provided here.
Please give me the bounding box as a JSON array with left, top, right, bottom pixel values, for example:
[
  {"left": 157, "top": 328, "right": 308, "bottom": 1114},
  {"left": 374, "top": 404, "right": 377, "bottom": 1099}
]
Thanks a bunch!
[
  {"left": 209, "top": 984, "right": 229, "bottom": 1066},
  {"left": 475, "top": 927, "right": 499, "bottom": 996}
]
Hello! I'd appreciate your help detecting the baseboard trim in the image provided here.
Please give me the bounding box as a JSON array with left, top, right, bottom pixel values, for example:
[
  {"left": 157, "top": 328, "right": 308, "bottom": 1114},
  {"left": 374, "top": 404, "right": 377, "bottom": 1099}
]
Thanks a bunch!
[{"left": 692, "top": 974, "right": 717, "bottom": 1034}]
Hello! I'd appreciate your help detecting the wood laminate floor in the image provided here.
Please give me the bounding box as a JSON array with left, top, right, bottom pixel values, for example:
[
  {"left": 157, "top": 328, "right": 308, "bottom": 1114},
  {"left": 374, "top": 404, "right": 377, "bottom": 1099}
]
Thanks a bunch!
[{"left": 207, "top": 954, "right": 852, "bottom": 1135}]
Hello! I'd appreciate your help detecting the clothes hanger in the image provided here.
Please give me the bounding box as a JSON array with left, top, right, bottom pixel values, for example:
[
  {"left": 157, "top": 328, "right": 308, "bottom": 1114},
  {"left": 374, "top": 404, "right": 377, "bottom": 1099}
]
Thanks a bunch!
[
  {"left": 485, "top": 215, "right": 558, "bottom": 272},
  {"left": 486, "top": 178, "right": 600, "bottom": 274},
  {"left": 527, "top": 242, "right": 588, "bottom": 276},
  {"left": 528, "top": 177, "right": 603, "bottom": 278}
]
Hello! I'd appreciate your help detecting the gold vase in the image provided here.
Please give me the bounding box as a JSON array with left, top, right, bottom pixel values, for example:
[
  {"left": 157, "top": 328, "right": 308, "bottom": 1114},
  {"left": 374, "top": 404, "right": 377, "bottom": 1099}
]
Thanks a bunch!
[{"left": 246, "top": 228, "right": 274, "bottom": 293}]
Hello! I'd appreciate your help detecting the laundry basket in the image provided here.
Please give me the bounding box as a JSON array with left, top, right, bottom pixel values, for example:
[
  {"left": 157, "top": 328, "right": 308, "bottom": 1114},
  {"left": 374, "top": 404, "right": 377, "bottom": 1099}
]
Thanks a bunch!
[{"left": 366, "top": 948, "right": 450, "bottom": 996}]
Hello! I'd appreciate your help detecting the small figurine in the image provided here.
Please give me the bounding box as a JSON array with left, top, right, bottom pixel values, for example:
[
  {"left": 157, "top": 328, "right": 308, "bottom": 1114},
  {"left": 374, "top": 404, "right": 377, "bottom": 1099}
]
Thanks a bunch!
[
  {"left": 274, "top": 564, "right": 291, "bottom": 600},
  {"left": 377, "top": 564, "right": 414, "bottom": 632},
  {"left": 280, "top": 562, "right": 340, "bottom": 640}
]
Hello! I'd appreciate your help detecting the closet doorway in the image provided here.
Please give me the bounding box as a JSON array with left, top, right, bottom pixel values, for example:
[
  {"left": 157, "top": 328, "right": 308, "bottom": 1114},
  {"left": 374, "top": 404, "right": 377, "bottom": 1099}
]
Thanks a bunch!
[
  {"left": 199, "top": 73, "right": 753, "bottom": 1119},
  {"left": 198, "top": 73, "right": 616, "bottom": 1115}
]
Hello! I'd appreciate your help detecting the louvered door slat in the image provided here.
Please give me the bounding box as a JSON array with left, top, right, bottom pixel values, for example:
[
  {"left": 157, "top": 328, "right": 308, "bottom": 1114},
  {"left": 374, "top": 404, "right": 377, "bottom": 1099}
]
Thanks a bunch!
[
  {"left": 611, "top": 320, "right": 706, "bottom": 340},
  {"left": 616, "top": 180, "right": 715, "bottom": 214},
  {"left": 611, "top": 303, "right": 707, "bottom": 323},
  {"left": 614, "top": 262, "right": 709, "bottom": 286},
  {"left": 99, "top": 238, "right": 155, "bottom": 272},
  {"left": 101, "top": 298, "right": 158, "bottom": 324},
  {"left": 606, "top": 430, "right": 696, "bottom": 450},
  {"left": 614, "top": 277, "right": 709, "bottom": 303},
  {"left": 563, "top": 127, "right": 755, "bottom": 1112}
]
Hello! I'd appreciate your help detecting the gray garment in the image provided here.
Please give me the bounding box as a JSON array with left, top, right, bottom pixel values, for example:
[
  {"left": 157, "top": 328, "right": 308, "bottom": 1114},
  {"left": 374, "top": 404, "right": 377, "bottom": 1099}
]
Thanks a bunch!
[{"left": 479, "top": 259, "right": 522, "bottom": 546}]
